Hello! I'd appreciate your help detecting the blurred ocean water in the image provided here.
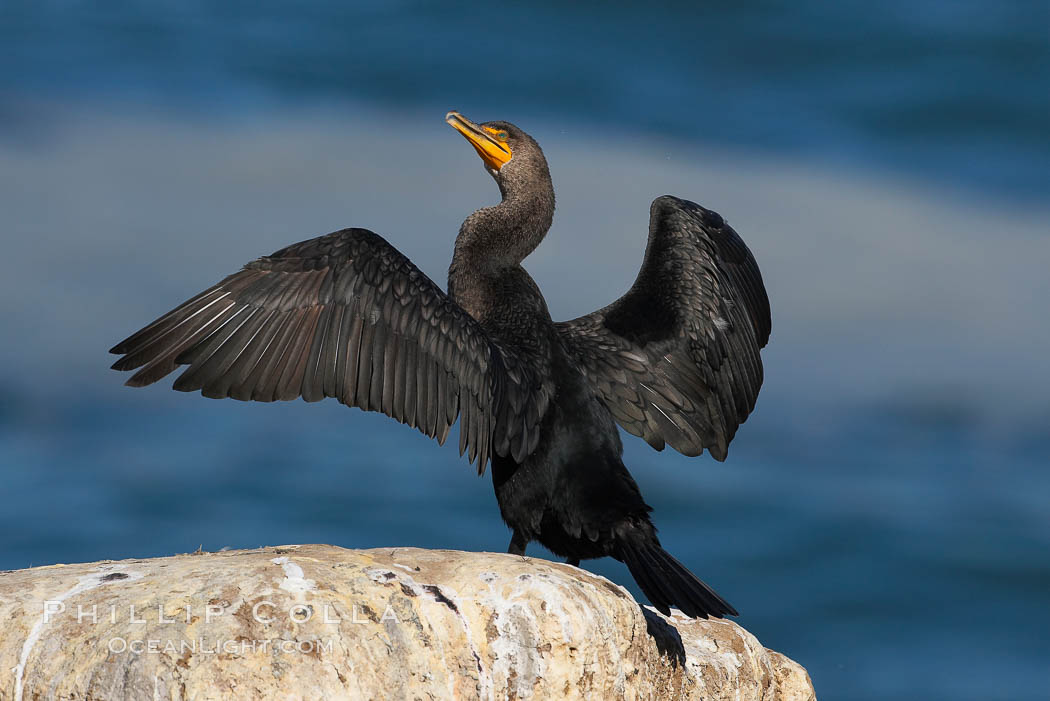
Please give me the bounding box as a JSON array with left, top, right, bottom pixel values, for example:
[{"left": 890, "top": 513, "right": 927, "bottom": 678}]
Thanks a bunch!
[
  {"left": 1, "top": 3, "right": 1048, "bottom": 701},
  {"left": 2, "top": 0, "right": 1048, "bottom": 203}
]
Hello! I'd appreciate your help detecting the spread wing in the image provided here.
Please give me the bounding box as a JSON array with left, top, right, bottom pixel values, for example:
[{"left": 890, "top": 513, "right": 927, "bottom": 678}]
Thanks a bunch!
[
  {"left": 110, "top": 228, "right": 541, "bottom": 472},
  {"left": 556, "top": 196, "right": 771, "bottom": 461}
]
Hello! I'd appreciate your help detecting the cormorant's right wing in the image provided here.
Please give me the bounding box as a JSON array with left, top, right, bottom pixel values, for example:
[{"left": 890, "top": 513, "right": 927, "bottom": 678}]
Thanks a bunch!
[
  {"left": 556, "top": 196, "right": 771, "bottom": 461},
  {"left": 110, "top": 228, "right": 545, "bottom": 472}
]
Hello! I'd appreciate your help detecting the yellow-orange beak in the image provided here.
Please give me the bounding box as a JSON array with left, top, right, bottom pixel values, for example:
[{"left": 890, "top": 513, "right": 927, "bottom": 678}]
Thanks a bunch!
[{"left": 446, "top": 111, "right": 512, "bottom": 172}]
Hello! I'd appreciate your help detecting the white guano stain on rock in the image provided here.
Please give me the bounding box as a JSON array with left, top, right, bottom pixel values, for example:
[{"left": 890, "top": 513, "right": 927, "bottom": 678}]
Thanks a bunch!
[
  {"left": 365, "top": 567, "right": 422, "bottom": 594},
  {"left": 270, "top": 556, "right": 316, "bottom": 595},
  {"left": 476, "top": 569, "right": 549, "bottom": 698},
  {"left": 425, "top": 582, "right": 494, "bottom": 700},
  {"left": 14, "top": 564, "right": 143, "bottom": 701}
]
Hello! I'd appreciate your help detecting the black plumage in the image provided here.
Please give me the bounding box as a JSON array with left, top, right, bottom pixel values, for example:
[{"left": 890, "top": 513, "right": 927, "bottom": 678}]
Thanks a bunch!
[
  {"left": 557, "top": 195, "right": 771, "bottom": 461},
  {"left": 110, "top": 112, "right": 771, "bottom": 619}
]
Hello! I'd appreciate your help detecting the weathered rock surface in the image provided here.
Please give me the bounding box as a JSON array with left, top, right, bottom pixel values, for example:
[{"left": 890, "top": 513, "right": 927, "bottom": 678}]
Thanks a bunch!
[{"left": 0, "top": 545, "right": 814, "bottom": 700}]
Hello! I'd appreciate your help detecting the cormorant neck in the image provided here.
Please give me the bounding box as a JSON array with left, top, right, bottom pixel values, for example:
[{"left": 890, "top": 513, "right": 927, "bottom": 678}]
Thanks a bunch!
[{"left": 451, "top": 168, "right": 555, "bottom": 277}]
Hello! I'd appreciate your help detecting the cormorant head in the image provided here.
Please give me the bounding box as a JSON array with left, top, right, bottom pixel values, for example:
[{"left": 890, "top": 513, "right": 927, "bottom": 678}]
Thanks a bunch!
[{"left": 445, "top": 111, "right": 550, "bottom": 197}]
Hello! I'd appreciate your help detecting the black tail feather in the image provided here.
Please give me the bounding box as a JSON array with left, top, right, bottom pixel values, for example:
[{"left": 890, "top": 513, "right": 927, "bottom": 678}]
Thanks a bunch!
[
  {"left": 628, "top": 546, "right": 678, "bottom": 616},
  {"left": 620, "top": 539, "right": 737, "bottom": 619}
]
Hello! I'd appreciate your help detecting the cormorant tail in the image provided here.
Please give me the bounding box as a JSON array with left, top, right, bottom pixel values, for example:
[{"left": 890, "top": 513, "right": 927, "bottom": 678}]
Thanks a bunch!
[{"left": 619, "top": 538, "right": 738, "bottom": 619}]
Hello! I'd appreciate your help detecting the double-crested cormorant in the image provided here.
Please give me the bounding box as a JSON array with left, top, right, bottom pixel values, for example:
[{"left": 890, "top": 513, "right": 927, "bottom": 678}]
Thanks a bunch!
[{"left": 110, "top": 112, "right": 771, "bottom": 619}]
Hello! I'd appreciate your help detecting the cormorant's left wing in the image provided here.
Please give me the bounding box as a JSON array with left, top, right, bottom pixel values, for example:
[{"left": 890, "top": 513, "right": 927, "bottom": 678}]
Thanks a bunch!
[
  {"left": 110, "top": 227, "right": 544, "bottom": 472},
  {"left": 556, "top": 196, "right": 771, "bottom": 461}
]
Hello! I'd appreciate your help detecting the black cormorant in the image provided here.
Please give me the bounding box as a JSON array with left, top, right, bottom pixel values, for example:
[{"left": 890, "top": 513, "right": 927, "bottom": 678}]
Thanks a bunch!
[{"left": 110, "top": 112, "right": 771, "bottom": 619}]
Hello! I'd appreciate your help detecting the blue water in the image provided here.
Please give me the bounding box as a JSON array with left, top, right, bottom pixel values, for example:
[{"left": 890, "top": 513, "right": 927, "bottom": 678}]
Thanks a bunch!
[
  {"left": 1, "top": 4, "right": 1048, "bottom": 700},
  {"left": 2, "top": 1, "right": 1048, "bottom": 203}
]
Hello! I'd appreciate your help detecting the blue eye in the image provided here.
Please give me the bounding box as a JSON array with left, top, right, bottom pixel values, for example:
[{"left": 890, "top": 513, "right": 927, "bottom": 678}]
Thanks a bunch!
[{"left": 497, "top": 131, "right": 509, "bottom": 141}]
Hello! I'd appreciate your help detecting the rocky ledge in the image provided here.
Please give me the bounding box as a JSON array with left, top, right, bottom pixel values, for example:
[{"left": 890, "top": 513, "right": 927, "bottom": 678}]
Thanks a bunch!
[{"left": 0, "top": 545, "right": 813, "bottom": 700}]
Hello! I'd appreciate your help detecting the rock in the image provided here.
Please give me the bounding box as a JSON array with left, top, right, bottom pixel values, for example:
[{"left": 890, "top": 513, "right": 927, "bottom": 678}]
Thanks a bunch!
[{"left": 0, "top": 545, "right": 814, "bottom": 700}]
